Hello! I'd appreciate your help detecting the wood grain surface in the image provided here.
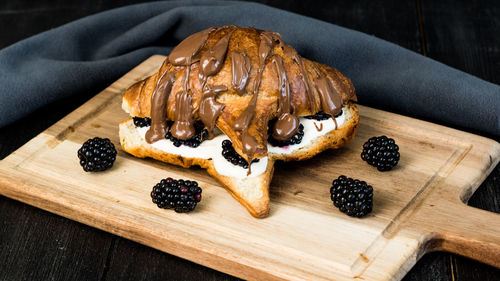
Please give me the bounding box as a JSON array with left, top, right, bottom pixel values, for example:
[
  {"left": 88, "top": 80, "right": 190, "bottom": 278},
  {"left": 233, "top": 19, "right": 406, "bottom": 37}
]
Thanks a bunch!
[
  {"left": 1, "top": 1, "right": 499, "bottom": 281},
  {"left": 1, "top": 55, "right": 499, "bottom": 281}
]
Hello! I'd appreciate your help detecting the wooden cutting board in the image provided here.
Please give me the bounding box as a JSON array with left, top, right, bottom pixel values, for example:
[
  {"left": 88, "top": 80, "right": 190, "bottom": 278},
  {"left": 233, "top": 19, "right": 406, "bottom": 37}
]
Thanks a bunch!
[{"left": 1, "top": 55, "right": 499, "bottom": 281}]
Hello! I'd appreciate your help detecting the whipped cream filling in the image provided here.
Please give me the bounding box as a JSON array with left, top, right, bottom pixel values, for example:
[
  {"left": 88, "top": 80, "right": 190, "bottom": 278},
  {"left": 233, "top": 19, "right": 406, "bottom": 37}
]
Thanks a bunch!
[
  {"left": 136, "top": 127, "right": 268, "bottom": 179},
  {"left": 267, "top": 109, "right": 346, "bottom": 155},
  {"left": 135, "top": 107, "right": 345, "bottom": 178}
]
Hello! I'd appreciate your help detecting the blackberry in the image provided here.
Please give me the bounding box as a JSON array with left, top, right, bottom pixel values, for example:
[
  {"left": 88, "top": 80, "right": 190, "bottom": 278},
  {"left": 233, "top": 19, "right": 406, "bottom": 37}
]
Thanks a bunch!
[
  {"left": 330, "top": 175, "right": 373, "bottom": 217},
  {"left": 150, "top": 177, "right": 202, "bottom": 213},
  {"left": 78, "top": 137, "right": 117, "bottom": 172},
  {"left": 165, "top": 121, "right": 208, "bottom": 148},
  {"left": 221, "top": 140, "right": 259, "bottom": 169},
  {"left": 268, "top": 124, "right": 305, "bottom": 147},
  {"left": 133, "top": 117, "right": 151, "bottom": 127},
  {"left": 361, "top": 136, "right": 400, "bottom": 171},
  {"left": 304, "top": 110, "right": 343, "bottom": 121}
]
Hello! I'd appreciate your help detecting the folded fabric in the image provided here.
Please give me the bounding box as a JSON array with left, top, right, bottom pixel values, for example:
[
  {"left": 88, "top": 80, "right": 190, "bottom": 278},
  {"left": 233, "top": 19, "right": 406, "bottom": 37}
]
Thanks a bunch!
[{"left": 0, "top": 0, "right": 498, "bottom": 136}]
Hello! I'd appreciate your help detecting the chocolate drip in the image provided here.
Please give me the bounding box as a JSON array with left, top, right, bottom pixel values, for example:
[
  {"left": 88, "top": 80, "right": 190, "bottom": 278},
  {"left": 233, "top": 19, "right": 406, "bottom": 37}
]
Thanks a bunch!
[
  {"left": 271, "top": 54, "right": 299, "bottom": 141},
  {"left": 327, "top": 73, "right": 348, "bottom": 105},
  {"left": 145, "top": 67, "right": 176, "bottom": 143},
  {"left": 169, "top": 28, "right": 214, "bottom": 66},
  {"left": 232, "top": 98, "right": 256, "bottom": 132},
  {"left": 314, "top": 76, "right": 343, "bottom": 128},
  {"left": 326, "top": 74, "right": 341, "bottom": 130},
  {"left": 313, "top": 122, "right": 323, "bottom": 132},
  {"left": 231, "top": 51, "right": 251, "bottom": 95},
  {"left": 232, "top": 32, "right": 274, "bottom": 131},
  {"left": 169, "top": 28, "right": 215, "bottom": 140},
  {"left": 241, "top": 130, "right": 259, "bottom": 175},
  {"left": 282, "top": 44, "right": 317, "bottom": 113},
  {"left": 232, "top": 31, "right": 276, "bottom": 169},
  {"left": 170, "top": 66, "right": 196, "bottom": 140},
  {"left": 199, "top": 29, "right": 234, "bottom": 84},
  {"left": 273, "top": 113, "right": 300, "bottom": 141},
  {"left": 272, "top": 55, "right": 291, "bottom": 116},
  {"left": 196, "top": 28, "right": 234, "bottom": 139},
  {"left": 199, "top": 85, "right": 227, "bottom": 139},
  {"left": 183, "top": 64, "right": 191, "bottom": 96},
  {"left": 258, "top": 32, "right": 274, "bottom": 66},
  {"left": 171, "top": 90, "right": 195, "bottom": 140}
]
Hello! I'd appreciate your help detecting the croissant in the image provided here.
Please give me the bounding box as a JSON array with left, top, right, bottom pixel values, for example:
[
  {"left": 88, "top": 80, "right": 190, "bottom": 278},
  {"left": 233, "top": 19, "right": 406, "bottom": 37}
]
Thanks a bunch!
[{"left": 120, "top": 26, "right": 359, "bottom": 217}]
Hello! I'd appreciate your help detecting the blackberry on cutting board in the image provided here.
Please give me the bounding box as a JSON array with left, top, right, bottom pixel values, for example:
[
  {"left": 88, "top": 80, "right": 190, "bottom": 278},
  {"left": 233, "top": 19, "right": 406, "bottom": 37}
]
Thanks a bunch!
[
  {"left": 361, "top": 136, "right": 400, "bottom": 171},
  {"left": 330, "top": 175, "right": 373, "bottom": 218},
  {"left": 77, "top": 137, "right": 117, "bottom": 172},
  {"left": 221, "top": 140, "right": 259, "bottom": 169},
  {"left": 133, "top": 117, "right": 151, "bottom": 127},
  {"left": 150, "top": 178, "right": 202, "bottom": 213},
  {"left": 165, "top": 121, "right": 208, "bottom": 148},
  {"left": 268, "top": 124, "right": 305, "bottom": 147}
]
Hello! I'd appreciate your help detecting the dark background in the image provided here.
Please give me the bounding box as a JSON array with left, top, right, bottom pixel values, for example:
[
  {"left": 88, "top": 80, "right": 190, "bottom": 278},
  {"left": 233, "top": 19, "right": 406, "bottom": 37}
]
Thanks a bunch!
[{"left": 1, "top": 0, "right": 499, "bottom": 280}]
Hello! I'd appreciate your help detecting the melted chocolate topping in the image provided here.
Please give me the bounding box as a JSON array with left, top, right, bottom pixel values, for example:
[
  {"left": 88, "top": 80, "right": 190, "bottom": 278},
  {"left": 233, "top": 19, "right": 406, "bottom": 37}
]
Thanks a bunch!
[
  {"left": 146, "top": 26, "right": 349, "bottom": 174},
  {"left": 231, "top": 51, "right": 251, "bottom": 95},
  {"left": 272, "top": 55, "right": 291, "bottom": 116},
  {"left": 273, "top": 113, "right": 300, "bottom": 141},
  {"left": 170, "top": 27, "right": 215, "bottom": 140},
  {"left": 145, "top": 67, "right": 176, "bottom": 143},
  {"left": 169, "top": 28, "right": 214, "bottom": 66},
  {"left": 199, "top": 85, "right": 227, "bottom": 139},
  {"left": 241, "top": 130, "right": 259, "bottom": 175},
  {"left": 314, "top": 76, "right": 343, "bottom": 118},
  {"left": 313, "top": 122, "right": 323, "bottom": 132},
  {"left": 232, "top": 31, "right": 276, "bottom": 167},
  {"left": 271, "top": 54, "right": 299, "bottom": 141},
  {"left": 199, "top": 29, "right": 234, "bottom": 85},
  {"left": 197, "top": 29, "right": 233, "bottom": 139},
  {"left": 258, "top": 32, "right": 274, "bottom": 66},
  {"left": 282, "top": 44, "right": 318, "bottom": 113},
  {"left": 171, "top": 90, "right": 195, "bottom": 140}
]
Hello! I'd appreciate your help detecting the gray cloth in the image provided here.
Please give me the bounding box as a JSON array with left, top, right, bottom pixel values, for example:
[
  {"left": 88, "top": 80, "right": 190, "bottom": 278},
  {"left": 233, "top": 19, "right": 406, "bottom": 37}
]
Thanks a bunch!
[{"left": 0, "top": 1, "right": 498, "bottom": 136}]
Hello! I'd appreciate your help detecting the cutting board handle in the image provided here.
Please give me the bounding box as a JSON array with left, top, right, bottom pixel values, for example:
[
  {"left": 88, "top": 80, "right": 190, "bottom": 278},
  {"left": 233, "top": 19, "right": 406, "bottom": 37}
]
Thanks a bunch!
[{"left": 433, "top": 203, "right": 500, "bottom": 268}]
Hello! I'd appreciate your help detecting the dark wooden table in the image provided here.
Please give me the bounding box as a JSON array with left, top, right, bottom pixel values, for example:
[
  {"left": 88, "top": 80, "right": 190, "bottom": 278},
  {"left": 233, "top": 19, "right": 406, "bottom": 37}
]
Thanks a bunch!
[{"left": 1, "top": 0, "right": 499, "bottom": 280}]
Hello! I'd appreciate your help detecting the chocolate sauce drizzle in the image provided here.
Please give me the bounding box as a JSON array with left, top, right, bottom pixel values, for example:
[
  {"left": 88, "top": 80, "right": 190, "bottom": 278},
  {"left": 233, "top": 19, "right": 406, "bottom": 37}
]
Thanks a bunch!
[
  {"left": 145, "top": 67, "right": 175, "bottom": 144},
  {"left": 232, "top": 31, "right": 276, "bottom": 174},
  {"left": 168, "top": 28, "right": 214, "bottom": 66},
  {"left": 169, "top": 28, "right": 214, "bottom": 140},
  {"left": 314, "top": 76, "right": 342, "bottom": 129},
  {"left": 270, "top": 54, "right": 299, "bottom": 141},
  {"left": 199, "top": 85, "right": 227, "bottom": 139},
  {"left": 145, "top": 26, "right": 347, "bottom": 174},
  {"left": 231, "top": 51, "right": 251, "bottom": 95},
  {"left": 171, "top": 90, "right": 195, "bottom": 140},
  {"left": 198, "top": 27, "right": 235, "bottom": 137},
  {"left": 281, "top": 44, "right": 318, "bottom": 114},
  {"left": 199, "top": 29, "right": 234, "bottom": 87},
  {"left": 313, "top": 122, "right": 323, "bottom": 132}
]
